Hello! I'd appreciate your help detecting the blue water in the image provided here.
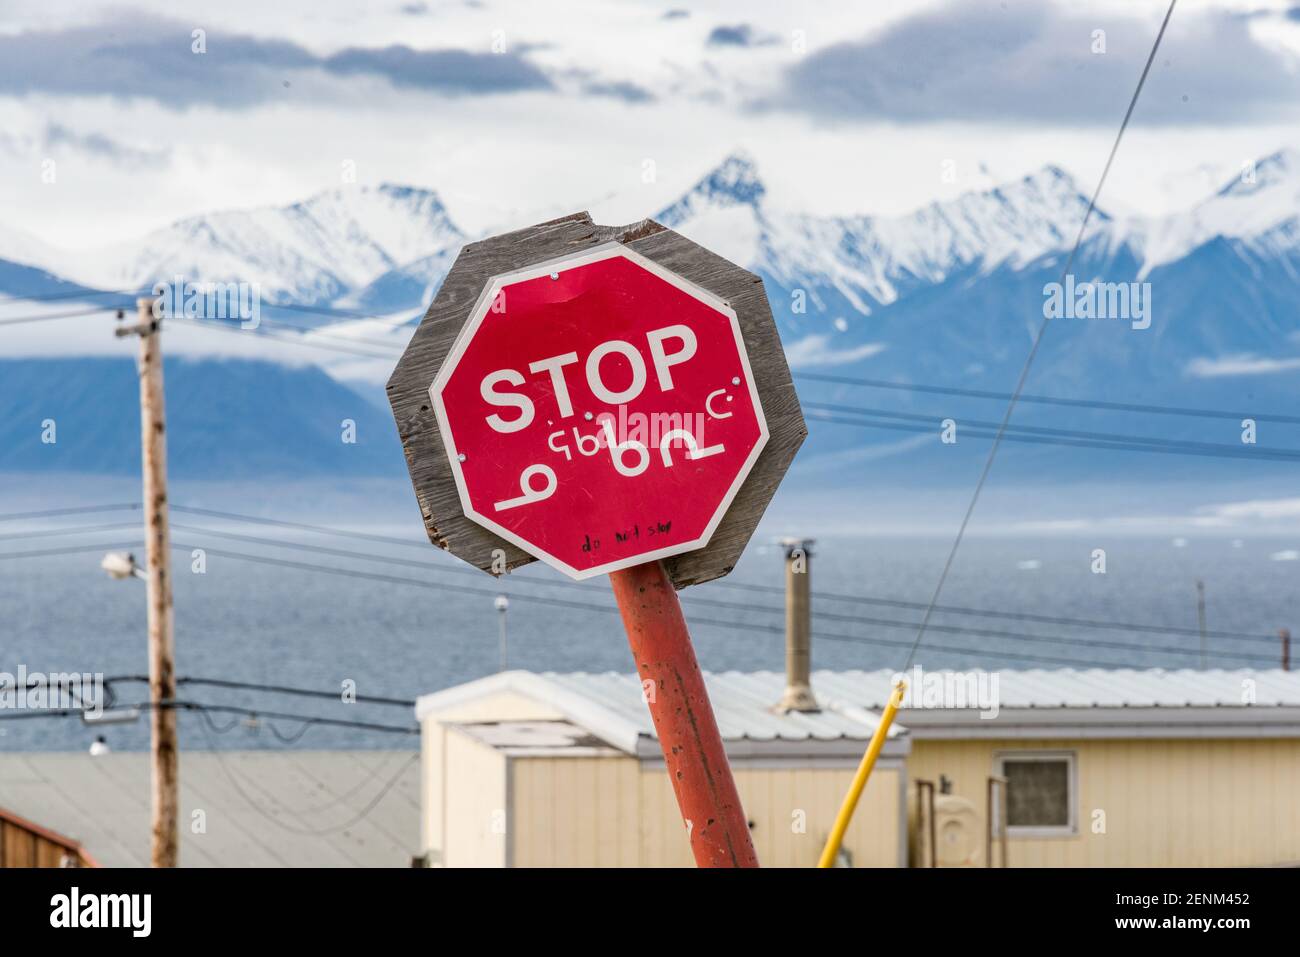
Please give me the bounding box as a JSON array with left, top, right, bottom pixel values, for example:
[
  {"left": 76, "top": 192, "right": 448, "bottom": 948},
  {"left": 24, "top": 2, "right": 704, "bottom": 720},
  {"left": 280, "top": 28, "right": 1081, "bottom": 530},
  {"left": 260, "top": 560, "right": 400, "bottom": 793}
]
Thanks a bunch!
[{"left": 1, "top": 526, "right": 1296, "bottom": 751}]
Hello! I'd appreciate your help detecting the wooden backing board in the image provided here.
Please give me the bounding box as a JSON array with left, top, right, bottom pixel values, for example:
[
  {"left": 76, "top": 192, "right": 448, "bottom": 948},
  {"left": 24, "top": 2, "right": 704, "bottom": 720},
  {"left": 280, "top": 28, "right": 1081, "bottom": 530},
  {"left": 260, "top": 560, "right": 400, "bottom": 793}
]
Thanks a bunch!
[{"left": 386, "top": 212, "right": 806, "bottom": 588}]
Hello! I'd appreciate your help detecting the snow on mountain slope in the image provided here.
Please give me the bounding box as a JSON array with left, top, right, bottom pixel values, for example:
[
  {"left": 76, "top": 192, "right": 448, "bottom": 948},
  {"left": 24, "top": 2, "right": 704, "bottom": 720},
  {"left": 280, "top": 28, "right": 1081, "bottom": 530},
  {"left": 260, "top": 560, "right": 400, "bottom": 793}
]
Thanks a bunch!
[
  {"left": 3, "top": 150, "right": 1299, "bottom": 483},
  {"left": 2, "top": 146, "right": 1297, "bottom": 370},
  {"left": 0, "top": 222, "right": 64, "bottom": 273},
  {"left": 341, "top": 246, "right": 458, "bottom": 316},
  {"left": 658, "top": 153, "right": 1116, "bottom": 320},
  {"left": 57, "top": 184, "right": 464, "bottom": 304},
  {"left": 1139, "top": 148, "right": 1300, "bottom": 274}
]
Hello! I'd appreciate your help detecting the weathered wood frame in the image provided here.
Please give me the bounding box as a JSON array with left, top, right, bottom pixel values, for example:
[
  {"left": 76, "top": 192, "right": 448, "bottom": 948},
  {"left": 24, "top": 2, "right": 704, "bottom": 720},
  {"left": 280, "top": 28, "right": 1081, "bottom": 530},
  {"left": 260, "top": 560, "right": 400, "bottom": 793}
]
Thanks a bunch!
[{"left": 386, "top": 212, "right": 806, "bottom": 588}]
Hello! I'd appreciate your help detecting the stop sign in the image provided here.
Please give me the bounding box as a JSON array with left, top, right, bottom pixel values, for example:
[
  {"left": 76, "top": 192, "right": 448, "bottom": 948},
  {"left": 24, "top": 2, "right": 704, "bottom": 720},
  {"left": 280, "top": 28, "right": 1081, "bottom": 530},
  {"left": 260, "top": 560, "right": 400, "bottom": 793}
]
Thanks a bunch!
[{"left": 430, "top": 244, "right": 768, "bottom": 579}]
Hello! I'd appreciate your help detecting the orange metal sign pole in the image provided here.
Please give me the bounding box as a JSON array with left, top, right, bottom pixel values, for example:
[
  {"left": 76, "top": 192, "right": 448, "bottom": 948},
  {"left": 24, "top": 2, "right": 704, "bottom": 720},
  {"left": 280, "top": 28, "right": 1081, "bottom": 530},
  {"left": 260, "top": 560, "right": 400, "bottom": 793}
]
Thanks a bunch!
[{"left": 609, "top": 561, "right": 759, "bottom": 868}]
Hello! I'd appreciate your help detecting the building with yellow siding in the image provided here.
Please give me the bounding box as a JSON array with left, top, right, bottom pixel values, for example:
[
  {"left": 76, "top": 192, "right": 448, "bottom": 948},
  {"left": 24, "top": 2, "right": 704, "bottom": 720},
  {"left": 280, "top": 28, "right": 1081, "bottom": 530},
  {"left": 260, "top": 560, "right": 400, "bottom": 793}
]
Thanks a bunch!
[{"left": 414, "top": 668, "right": 1300, "bottom": 868}]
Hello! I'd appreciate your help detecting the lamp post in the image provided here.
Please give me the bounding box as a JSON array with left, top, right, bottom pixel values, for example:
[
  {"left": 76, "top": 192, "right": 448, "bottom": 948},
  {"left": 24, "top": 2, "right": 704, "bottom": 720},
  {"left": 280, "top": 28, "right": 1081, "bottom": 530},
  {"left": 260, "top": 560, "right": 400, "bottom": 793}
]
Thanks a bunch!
[
  {"left": 100, "top": 551, "right": 145, "bottom": 580},
  {"left": 494, "top": 595, "right": 509, "bottom": 671}
]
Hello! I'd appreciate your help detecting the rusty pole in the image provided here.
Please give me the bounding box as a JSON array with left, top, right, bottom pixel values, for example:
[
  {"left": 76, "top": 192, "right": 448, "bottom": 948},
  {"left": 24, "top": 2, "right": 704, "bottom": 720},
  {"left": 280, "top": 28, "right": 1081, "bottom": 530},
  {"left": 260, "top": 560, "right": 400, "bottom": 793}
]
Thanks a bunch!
[{"left": 609, "top": 561, "right": 758, "bottom": 867}]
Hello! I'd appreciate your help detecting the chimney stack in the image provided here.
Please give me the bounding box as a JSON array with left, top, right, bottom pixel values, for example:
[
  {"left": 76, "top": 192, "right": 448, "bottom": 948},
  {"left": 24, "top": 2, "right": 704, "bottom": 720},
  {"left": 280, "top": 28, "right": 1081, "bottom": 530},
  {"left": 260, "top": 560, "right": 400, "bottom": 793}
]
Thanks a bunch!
[{"left": 776, "top": 538, "right": 819, "bottom": 713}]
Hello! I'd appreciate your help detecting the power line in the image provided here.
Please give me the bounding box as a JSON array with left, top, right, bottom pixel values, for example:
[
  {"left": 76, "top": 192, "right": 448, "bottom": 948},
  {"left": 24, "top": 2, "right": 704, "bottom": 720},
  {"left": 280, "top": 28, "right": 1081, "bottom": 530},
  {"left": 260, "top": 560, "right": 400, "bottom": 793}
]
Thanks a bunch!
[
  {"left": 0, "top": 285, "right": 146, "bottom": 305},
  {"left": 809, "top": 409, "right": 1297, "bottom": 463},
  {"left": 807, "top": 401, "right": 1300, "bottom": 461},
  {"left": 0, "top": 306, "right": 117, "bottom": 328},
  {"left": 171, "top": 505, "right": 433, "bottom": 549},
  {"left": 103, "top": 674, "right": 416, "bottom": 708},
  {"left": 0, "top": 521, "right": 140, "bottom": 543},
  {"left": 0, "top": 284, "right": 405, "bottom": 322},
  {"left": 193, "top": 717, "right": 419, "bottom": 837},
  {"left": 797, "top": 371, "right": 1300, "bottom": 426},
  {"left": 0, "top": 690, "right": 420, "bottom": 836},
  {"left": 688, "top": 594, "right": 1280, "bottom": 665},
  {"left": 169, "top": 504, "right": 1283, "bottom": 642},
  {"left": 1, "top": 503, "right": 1281, "bottom": 646},
  {"left": 164, "top": 522, "right": 1281, "bottom": 663},
  {"left": 6, "top": 519, "right": 1260, "bottom": 663},
  {"left": 0, "top": 539, "right": 142, "bottom": 561},
  {"left": 167, "top": 699, "right": 417, "bottom": 736},
  {"left": 0, "top": 294, "right": 403, "bottom": 360},
  {"left": 899, "top": 0, "right": 1179, "bottom": 672},
  {"left": 0, "top": 697, "right": 418, "bottom": 736},
  {"left": 167, "top": 316, "right": 399, "bottom": 360},
  {"left": 159, "top": 307, "right": 407, "bottom": 350},
  {"left": 712, "top": 580, "right": 1280, "bottom": 644},
  {"left": 0, "top": 527, "right": 1270, "bottom": 668},
  {"left": 160, "top": 538, "right": 1244, "bottom": 669},
  {"left": 0, "top": 503, "right": 138, "bottom": 523}
]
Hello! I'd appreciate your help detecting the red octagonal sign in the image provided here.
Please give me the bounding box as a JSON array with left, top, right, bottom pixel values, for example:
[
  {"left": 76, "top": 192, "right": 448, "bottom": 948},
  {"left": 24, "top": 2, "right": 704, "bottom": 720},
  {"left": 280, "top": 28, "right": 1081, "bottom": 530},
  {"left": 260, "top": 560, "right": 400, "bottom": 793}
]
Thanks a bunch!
[{"left": 430, "top": 243, "right": 768, "bottom": 579}]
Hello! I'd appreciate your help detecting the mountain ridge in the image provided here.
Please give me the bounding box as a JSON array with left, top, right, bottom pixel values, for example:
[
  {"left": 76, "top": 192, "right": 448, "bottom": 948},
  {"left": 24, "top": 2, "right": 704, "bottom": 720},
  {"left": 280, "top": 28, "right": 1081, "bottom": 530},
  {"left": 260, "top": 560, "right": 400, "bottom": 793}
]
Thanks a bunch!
[{"left": 3, "top": 149, "right": 1298, "bottom": 485}]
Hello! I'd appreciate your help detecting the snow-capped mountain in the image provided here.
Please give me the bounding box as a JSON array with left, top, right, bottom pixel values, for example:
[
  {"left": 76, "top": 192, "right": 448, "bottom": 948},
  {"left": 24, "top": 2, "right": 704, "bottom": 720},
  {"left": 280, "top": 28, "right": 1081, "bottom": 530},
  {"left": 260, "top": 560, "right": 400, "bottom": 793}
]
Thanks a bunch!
[
  {"left": 1137, "top": 148, "right": 1300, "bottom": 273},
  {"left": 659, "top": 153, "right": 1107, "bottom": 316},
  {"left": 3, "top": 149, "right": 1299, "bottom": 483},
  {"left": 35, "top": 184, "right": 464, "bottom": 305}
]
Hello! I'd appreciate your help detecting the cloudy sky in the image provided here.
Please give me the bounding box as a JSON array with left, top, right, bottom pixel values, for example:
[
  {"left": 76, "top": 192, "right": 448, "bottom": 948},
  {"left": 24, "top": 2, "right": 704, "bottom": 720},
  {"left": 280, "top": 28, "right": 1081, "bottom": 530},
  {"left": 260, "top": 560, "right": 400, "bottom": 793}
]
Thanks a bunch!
[{"left": 2, "top": 0, "right": 1300, "bottom": 247}]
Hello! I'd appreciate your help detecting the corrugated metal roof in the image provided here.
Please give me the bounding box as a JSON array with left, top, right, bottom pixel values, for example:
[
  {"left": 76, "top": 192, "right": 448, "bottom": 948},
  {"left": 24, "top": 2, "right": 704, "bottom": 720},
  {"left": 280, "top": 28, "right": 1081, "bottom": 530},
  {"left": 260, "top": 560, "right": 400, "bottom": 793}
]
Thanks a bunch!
[
  {"left": 416, "top": 668, "right": 1300, "bottom": 755},
  {"left": 0, "top": 751, "right": 419, "bottom": 868},
  {"left": 861, "top": 668, "right": 1300, "bottom": 709},
  {"left": 540, "top": 668, "right": 1300, "bottom": 736},
  {"left": 540, "top": 670, "right": 896, "bottom": 744}
]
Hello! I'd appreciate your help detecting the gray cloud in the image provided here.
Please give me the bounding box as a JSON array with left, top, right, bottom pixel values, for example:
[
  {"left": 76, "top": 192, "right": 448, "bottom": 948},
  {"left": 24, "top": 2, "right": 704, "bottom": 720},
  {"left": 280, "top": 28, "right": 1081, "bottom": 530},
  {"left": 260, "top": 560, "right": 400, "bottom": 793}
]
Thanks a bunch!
[
  {"left": 44, "top": 124, "right": 170, "bottom": 168},
  {"left": 707, "top": 24, "right": 776, "bottom": 48},
  {"left": 0, "top": 13, "right": 551, "bottom": 109},
  {"left": 323, "top": 46, "right": 550, "bottom": 93},
  {"left": 780, "top": 1, "right": 1300, "bottom": 125},
  {"left": 0, "top": 124, "right": 169, "bottom": 169},
  {"left": 580, "top": 79, "right": 655, "bottom": 103}
]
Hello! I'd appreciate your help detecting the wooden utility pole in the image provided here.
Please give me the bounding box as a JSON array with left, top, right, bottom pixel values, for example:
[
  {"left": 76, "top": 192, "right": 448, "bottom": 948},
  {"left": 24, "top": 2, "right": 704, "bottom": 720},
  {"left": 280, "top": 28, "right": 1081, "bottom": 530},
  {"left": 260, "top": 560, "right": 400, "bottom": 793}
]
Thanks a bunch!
[
  {"left": 116, "top": 297, "right": 179, "bottom": 868},
  {"left": 1281, "top": 629, "right": 1292, "bottom": 672}
]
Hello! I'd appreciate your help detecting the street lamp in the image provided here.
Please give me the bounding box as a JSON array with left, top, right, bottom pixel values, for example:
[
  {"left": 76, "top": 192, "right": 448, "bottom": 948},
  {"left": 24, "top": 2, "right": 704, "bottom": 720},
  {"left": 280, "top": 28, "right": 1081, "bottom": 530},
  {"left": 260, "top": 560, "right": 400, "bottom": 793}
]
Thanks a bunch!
[
  {"left": 90, "top": 557, "right": 148, "bottom": 755},
  {"left": 100, "top": 551, "right": 145, "bottom": 581},
  {"left": 494, "top": 595, "right": 509, "bottom": 672}
]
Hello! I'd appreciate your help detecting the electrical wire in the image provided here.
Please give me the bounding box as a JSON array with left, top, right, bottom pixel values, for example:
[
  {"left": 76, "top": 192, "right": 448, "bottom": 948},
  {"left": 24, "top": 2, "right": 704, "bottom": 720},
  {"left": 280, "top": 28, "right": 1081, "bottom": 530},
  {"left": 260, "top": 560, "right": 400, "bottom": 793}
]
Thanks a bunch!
[
  {"left": 161, "top": 523, "right": 1281, "bottom": 663},
  {"left": 103, "top": 674, "right": 415, "bottom": 708},
  {"left": 0, "top": 521, "right": 142, "bottom": 543},
  {"left": 796, "top": 371, "right": 1300, "bottom": 426},
  {"left": 873, "top": 0, "right": 1177, "bottom": 672},
  {"left": 0, "top": 504, "right": 1282, "bottom": 651},
  {"left": 0, "top": 306, "right": 117, "bottom": 327},
  {"left": 809, "top": 408, "right": 1299, "bottom": 463},
  {"left": 807, "top": 401, "right": 1300, "bottom": 460},
  {"left": 192, "top": 717, "right": 419, "bottom": 837},
  {"left": 0, "top": 503, "right": 138, "bottom": 522},
  {"left": 711, "top": 580, "right": 1280, "bottom": 644},
  {"left": 171, "top": 503, "right": 1281, "bottom": 642},
  {"left": 166, "top": 315, "right": 400, "bottom": 360},
  {"left": 160, "top": 538, "right": 1250, "bottom": 669}
]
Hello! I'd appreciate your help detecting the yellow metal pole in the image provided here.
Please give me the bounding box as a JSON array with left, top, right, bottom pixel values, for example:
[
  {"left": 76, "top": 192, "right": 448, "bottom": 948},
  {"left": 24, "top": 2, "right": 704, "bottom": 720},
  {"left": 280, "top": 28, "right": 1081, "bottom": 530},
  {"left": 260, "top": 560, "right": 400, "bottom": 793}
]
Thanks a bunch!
[{"left": 817, "top": 680, "right": 906, "bottom": 868}]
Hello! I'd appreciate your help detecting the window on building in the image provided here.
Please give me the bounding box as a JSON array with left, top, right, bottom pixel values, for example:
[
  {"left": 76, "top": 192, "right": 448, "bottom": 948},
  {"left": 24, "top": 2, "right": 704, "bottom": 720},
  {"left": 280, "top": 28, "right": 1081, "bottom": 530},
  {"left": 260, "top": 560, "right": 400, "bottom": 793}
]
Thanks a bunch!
[{"left": 994, "top": 751, "right": 1077, "bottom": 837}]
